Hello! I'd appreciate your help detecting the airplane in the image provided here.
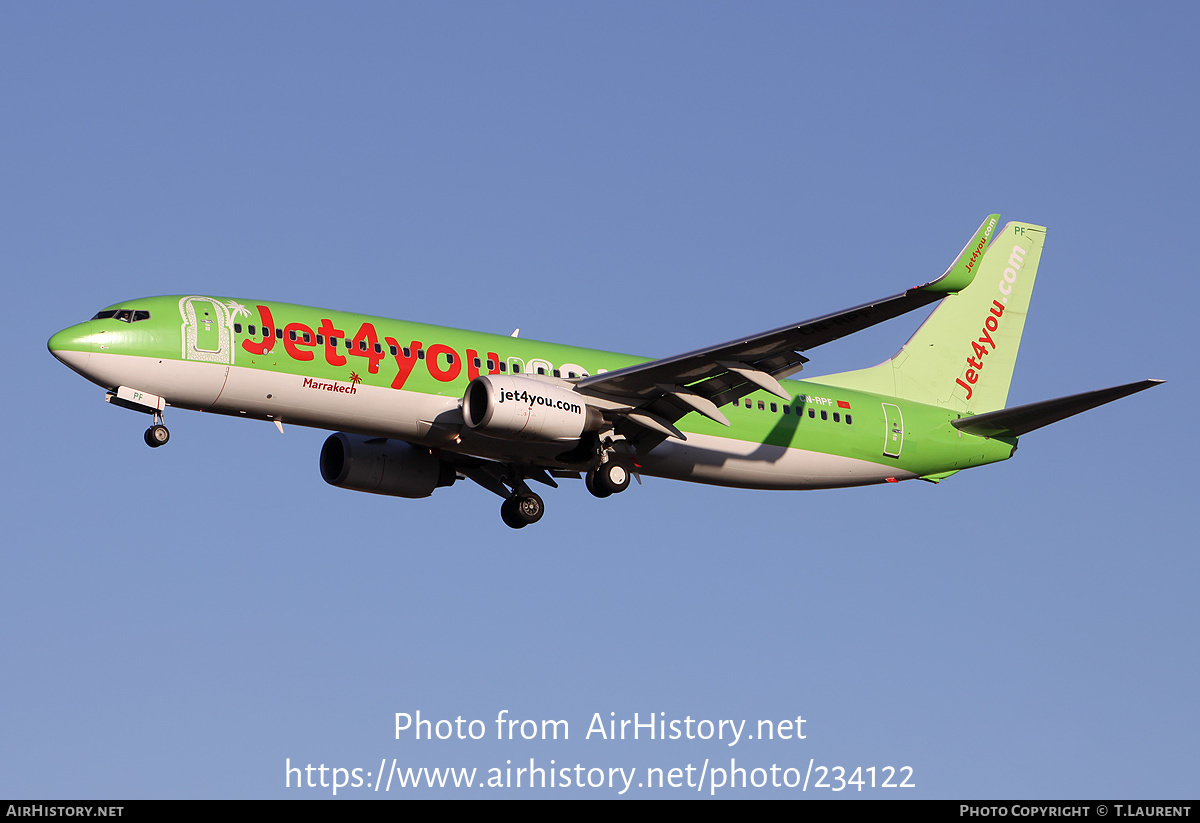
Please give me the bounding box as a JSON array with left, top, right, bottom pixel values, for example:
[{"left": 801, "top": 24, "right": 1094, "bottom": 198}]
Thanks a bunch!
[{"left": 48, "top": 215, "right": 1162, "bottom": 528}]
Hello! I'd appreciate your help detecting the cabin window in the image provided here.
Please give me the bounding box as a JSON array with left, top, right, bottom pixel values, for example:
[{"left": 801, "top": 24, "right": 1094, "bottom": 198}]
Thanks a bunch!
[
  {"left": 758, "top": 401, "right": 765, "bottom": 411},
  {"left": 389, "top": 345, "right": 398, "bottom": 356},
  {"left": 537, "top": 367, "right": 546, "bottom": 375},
  {"left": 374, "top": 343, "right": 383, "bottom": 354},
  {"left": 234, "top": 323, "right": 242, "bottom": 334},
  {"left": 316, "top": 335, "right": 324, "bottom": 345},
  {"left": 783, "top": 406, "right": 790, "bottom": 415},
  {"left": 770, "top": 403, "right": 778, "bottom": 413},
  {"left": 249, "top": 325, "right": 257, "bottom": 335},
  {"left": 417, "top": 349, "right": 426, "bottom": 360},
  {"left": 487, "top": 359, "right": 496, "bottom": 370},
  {"left": 745, "top": 399, "right": 753, "bottom": 408},
  {"left": 446, "top": 353, "right": 454, "bottom": 364},
  {"left": 401, "top": 346, "right": 410, "bottom": 357},
  {"left": 552, "top": 369, "right": 560, "bottom": 377},
  {"left": 499, "top": 362, "right": 507, "bottom": 373},
  {"left": 276, "top": 328, "right": 283, "bottom": 339},
  {"left": 473, "top": 357, "right": 481, "bottom": 368},
  {"left": 833, "top": 412, "right": 840, "bottom": 423},
  {"left": 329, "top": 337, "right": 339, "bottom": 346},
  {"left": 263, "top": 326, "right": 274, "bottom": 337},
  {"left": 821, "top": 410, "right": 828, "bottom": 420},
  {"left": 512, "top": 363, "right": 521, "bottom": 374},
  {"left": 288, "top": 330, "right": 297, "bottom": 341},
  {"left": 808, "top": 409, "right": 815, "bottom": 418},
  {"left": 845, "top": 415, "right": 853, "bottom": 425},
  {"left": 358, "top": 340, "right": 367, "bottom": 351}
]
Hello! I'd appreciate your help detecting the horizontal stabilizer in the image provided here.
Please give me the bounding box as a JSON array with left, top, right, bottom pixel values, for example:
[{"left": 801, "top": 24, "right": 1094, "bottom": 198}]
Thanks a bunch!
[{"left": 951, "top": 379, "right": 1164, "bottom": 438}]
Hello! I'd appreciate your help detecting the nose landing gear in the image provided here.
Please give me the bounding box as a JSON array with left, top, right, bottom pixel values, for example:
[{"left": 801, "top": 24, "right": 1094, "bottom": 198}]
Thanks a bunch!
[
  {"left": 104, "top": 388, "right": 171, "bottom": 448},
  {"left": 144, "top": 424, "right": 170, "bottom": 448},
  {"left": 144, "top": 411, "right": 169, "bottom": 448}
]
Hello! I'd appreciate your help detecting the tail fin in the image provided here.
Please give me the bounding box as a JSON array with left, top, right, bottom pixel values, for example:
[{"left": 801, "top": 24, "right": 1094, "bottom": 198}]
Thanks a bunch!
[{"left": 821, "top": 218, "right": 1046, "bottom": 414}]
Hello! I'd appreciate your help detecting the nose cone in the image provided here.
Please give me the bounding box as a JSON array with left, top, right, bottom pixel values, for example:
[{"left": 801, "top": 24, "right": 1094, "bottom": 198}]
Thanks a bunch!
[
  {"left": 48, "top": 327, "right": 75, "bottom": 355},
  {"left": 48, "top": 323, "right": 96, "bottom": 375}
]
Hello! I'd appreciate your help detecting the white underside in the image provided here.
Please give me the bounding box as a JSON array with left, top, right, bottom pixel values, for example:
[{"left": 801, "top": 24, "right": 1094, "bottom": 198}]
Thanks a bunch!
[
  {"left": 57, "top": 351, "right": 911, "bottom": 490},
  {"left": 638, "top": 432, "right": 914, "bottom": 489}
]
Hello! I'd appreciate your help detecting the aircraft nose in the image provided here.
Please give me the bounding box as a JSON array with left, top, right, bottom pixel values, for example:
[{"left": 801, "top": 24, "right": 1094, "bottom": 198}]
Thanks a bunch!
[
  {"left": 48, "top": 324, "right": 95, "bottom": 372},
  {"left": 48, "top": 327, "right": 72, "bottom": 354}
]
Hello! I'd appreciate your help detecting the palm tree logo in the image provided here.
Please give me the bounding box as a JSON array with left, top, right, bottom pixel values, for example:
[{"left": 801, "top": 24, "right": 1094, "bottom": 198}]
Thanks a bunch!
[
  {"left": 349, "top": 371, "right": 362, "bottom": 387},
  {"left": 225, "top": 301, "right": 252, "bottom": 328}
]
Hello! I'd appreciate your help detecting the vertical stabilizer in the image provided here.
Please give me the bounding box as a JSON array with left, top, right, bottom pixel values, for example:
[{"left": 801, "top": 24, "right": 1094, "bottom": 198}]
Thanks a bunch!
[{"left": 821, "top": 220, "right": 1046, "bottom": 414}]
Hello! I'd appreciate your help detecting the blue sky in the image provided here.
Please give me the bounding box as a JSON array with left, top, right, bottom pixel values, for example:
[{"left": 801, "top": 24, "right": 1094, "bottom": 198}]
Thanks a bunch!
[{"left": 3, "top": 2, "right": 1195, "bottom": 798}]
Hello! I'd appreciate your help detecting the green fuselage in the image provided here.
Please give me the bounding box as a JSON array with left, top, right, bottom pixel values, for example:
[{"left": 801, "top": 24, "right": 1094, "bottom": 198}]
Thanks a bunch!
[{"left": 49, "top": 294, "right": 1016, "bottom": 488}]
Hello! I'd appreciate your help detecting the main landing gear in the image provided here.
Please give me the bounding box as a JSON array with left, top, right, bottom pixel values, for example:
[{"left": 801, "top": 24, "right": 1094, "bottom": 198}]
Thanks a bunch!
[
  {"left": 144, "top": 412, "right": 170, "bottom": 448},
  {"left": 585, "top": 459, "right": 631, "bottom": 498},
  {"left": 466, "top": 447, "right": 634, "bottom": 529},
  {"left": 498, "top": 459, "right": 630, "bottom": 528},
  {"left": 459, "top": 463, "right": 551, "bottom": 530},
  {"left": 500, "top": 491, "right": 544, "bottom": 529}
]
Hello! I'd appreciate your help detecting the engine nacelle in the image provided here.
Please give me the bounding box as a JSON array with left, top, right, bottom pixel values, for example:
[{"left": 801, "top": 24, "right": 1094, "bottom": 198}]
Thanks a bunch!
[
  {"left": 462, "top": 375, "right": 603, "bottom": 441},
  {"left": 320, "top": 432, "right": 456, "bottom": 498}
]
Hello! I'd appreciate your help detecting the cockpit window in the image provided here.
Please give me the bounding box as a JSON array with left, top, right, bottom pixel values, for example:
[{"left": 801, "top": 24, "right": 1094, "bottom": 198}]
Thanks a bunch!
[{"left": 91, "top": 309, "right": 151, "bottom": 322}]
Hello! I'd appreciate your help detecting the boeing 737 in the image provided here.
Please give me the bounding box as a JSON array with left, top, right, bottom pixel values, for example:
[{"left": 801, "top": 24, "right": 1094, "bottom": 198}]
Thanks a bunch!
[{"left": 48, "top": 216, "right": 1162, "bottom": 528}]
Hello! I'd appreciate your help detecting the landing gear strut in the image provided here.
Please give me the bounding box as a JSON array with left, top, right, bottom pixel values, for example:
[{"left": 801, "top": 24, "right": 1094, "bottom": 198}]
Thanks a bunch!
[
  {"left": 144, "top": 412, "right": 170, "bottom": 448},
  {"left": 500, "top": 491, "right": 544, "bottom": 529}
]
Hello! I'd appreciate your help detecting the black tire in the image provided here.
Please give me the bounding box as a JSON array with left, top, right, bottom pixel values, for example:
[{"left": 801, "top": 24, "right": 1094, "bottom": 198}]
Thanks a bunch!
[
  {"left": 597, "top": 460, "right": 631, "bottom": 494},
  {"left": 585, "top": 470, "right": 612, "bottom": 499},
  {"left": 144, "top": 425, "right": 170, "bottom": 448},
  {"left": 500, "top": 498, "right": 527, "bottom": 529}
]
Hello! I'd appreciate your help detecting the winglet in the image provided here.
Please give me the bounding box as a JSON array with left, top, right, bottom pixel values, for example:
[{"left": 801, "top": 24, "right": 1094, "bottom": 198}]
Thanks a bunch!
[{"left": 917, "top": 214, "right": 1001, "bottom": 295}]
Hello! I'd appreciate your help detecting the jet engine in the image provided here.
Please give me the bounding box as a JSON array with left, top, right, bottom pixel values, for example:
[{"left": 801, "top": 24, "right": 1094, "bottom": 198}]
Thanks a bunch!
[
  {"left": 320, "top": 432, "right": 456, "bottom": 498},
  {"left": 462, "top": 375, "right": 604, "bottom": 441}
]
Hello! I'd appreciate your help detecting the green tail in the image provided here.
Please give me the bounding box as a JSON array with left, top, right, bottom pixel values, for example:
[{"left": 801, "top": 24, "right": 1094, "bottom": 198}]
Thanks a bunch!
[{"left": 821, "top": 219, "right": 1046, "bottom": 414}]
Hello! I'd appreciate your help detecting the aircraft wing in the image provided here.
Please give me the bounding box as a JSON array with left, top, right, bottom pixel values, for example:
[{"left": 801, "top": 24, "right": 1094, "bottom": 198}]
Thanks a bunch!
[{"left": 573, "top": 215, "right": 1000, "bottom": 448}]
